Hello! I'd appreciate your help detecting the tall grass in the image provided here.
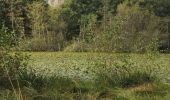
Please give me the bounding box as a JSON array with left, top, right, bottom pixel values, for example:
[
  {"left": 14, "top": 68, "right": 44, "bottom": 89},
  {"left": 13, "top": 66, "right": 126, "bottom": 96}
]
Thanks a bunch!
[
  {"left": 0, "top": 52, "right": 169, "bottom": 99},
  {"left": 0, "top": 51, "right": 30, "bottom": 100},
  {"left": 5, "top": 52, "right": 167, "bottom": 99},
  {"left": 95, "top": 54, "right": 162, "bottom": 88}
]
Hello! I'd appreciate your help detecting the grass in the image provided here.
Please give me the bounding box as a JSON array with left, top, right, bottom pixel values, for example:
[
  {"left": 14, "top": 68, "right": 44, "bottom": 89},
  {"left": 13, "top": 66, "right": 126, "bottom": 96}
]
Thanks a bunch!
[{"left": 1, "top": 52, "right": 170, "bottom": 99}]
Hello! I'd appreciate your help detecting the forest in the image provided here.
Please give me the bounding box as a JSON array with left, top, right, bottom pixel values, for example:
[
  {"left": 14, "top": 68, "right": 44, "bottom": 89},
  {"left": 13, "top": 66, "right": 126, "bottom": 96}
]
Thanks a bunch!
[
  {"left": 0, "top": 0, "right": 170, "bottom": 52},
  {"left": 0, "top": 0, "right": 170, "bottom": 99}
]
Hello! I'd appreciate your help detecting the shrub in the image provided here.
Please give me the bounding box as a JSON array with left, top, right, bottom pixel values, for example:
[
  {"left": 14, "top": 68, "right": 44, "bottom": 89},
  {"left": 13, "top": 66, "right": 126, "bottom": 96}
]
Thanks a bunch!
[
  {"left": 0, "top": 26, "right": 17, "bottom": 50},
  {"left": 0, "top": 26, "right": 30, "bottom": 89},
  {"left": 0, "top": 52, "right": 29, "bottom": 89},
  {"left": 64, "top": 41, "right": 90, "bottom": 52}
]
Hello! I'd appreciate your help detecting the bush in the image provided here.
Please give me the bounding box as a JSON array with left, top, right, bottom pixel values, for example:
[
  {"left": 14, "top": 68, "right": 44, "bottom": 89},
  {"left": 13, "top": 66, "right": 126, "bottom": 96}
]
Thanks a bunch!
[
  {"left": 64, "top": 41, "right": 91, "bottom": 52},
  {"left": 0, "top": 26, "right": 30, "bottom": 89},
  {"left": 21, "top": 34, "right": 66, "bottom": 51},
  {"left": 0, "top": 52, "right": 29, "bottom": 89},
  {"left": 0, "top": 26, "right": 17, "bottom": 50}
]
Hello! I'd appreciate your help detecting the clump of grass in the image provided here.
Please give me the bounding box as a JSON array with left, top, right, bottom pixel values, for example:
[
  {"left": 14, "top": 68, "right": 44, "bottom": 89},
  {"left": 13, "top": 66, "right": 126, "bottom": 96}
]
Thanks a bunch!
[
  {"left": 96, "top": 70, "right": 156, "bottom": 88},
  {"left": 18, "top": 68, "right": 98, "bottom": 99},
  {"left": 95, "top": 54, "right": 162, "bottom": 88}
]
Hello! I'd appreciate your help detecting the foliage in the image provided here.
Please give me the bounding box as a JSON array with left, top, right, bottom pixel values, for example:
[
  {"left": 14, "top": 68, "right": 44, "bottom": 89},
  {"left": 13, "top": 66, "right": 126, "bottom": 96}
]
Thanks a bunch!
[
  {"left": 95, "top": 54, "right": 161, "bottom": 87},
  {"left": 0, "top": 23, "right": 30, "bottom": 98},
  {"left": 27, "top": 52, "right": 169, "bottom": 81},
  {"left": 66, "top": 2, "right": 162, "bottom": 52},
  {"left": 139, "top": 0, "right": 170, "bottom": 17},
  {"left": 58, "top": 0, "right": 124, "bottom": 40},
  {"left": 0, "top": 52, "right": 168, "bottom": 99},
  {"left": 0, "top": 0, "right": 169, "bottom": 51},
  {"left": 0, "top": 0, "right": 170, "bottom": 99},
  {"left": 0, "top": 26, "right": 17, "bottom": 49},
  {"left": 111, "top": 3, "right": 160, "bottom": 52}
]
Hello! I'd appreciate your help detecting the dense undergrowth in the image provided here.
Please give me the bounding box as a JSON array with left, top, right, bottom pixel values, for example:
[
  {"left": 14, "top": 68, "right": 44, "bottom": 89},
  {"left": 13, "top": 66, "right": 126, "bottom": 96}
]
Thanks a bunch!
[
  {"left": 0, "top": 0, "right": 170, "bottom": 99},
  {"left": 1, "top": 52, "right": 170, "bottom": 100},
  {"left": 0, "top": 26, "right": 170, "bottom": 100}
]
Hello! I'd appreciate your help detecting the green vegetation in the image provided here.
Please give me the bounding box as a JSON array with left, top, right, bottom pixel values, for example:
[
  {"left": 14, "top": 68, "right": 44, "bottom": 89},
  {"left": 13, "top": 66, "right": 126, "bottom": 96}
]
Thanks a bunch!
[
  {"left": 0, "top": 26, "right": 30, "bottom": 99},
  {"left": 0, "top": 0, "right": 169, "bottom": 52},
  {"left": 2, "top": 52, "right": 168, "bottom": 99},
  {"left": 0, "top": 0, "right": 170, "bottom": 99}
]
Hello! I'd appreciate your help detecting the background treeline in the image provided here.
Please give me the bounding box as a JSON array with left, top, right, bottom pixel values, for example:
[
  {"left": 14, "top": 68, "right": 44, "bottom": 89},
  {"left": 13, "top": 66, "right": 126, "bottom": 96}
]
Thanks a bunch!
[{"left": 0, "top": 0, "right": 170, "bottom": 52}]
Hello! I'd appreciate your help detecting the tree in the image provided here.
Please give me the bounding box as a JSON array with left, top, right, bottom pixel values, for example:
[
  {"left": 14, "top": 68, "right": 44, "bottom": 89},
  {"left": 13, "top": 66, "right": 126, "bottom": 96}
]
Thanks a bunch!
[
  {"left": 0, "top": 0, "right": 30, "bottom": 37},
  {"left": 58, "top": 0, "right": 123, "bottom": 40},
  {"left": 113, "top": 2, "right": 161, "bottom": 52},
  {"left": 139, "top": 0, "right": 170, "bottom": 17}
]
